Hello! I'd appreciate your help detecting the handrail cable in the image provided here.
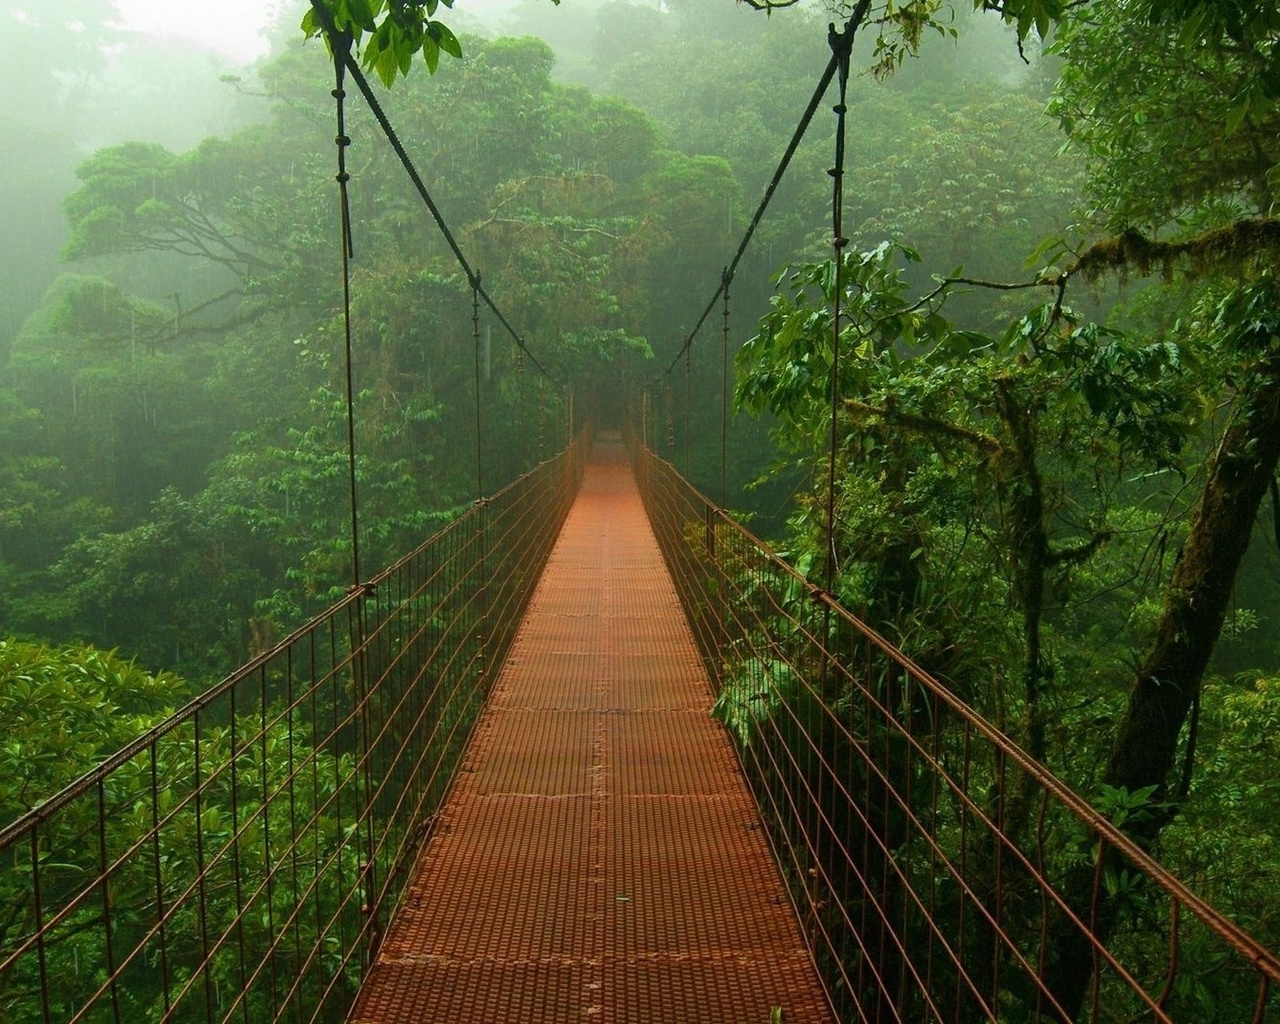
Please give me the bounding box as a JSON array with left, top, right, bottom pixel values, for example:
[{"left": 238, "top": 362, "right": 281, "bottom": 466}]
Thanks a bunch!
[
  {"left": 637, "top": 453, "right": 1280, "bottom": 1018},
  {"left": 306, "top": 1, "right": 561, "bottom": 388}
]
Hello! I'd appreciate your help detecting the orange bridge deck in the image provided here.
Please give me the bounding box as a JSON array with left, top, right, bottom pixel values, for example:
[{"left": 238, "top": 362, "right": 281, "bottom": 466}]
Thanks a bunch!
[{"left": 351, "top": 440, "right": 833, "bottom": 1023}]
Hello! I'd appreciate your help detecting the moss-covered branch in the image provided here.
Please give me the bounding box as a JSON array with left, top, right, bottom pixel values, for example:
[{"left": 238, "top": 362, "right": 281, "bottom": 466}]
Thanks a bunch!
[{"left": 1069, "top": 218, "right": 1280, "bottom": 282}]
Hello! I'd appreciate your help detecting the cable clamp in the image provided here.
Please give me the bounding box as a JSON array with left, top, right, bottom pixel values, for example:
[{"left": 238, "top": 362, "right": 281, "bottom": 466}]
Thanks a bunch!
[{"left": 807, "top": 581, "right": 835, "bottom": 603}]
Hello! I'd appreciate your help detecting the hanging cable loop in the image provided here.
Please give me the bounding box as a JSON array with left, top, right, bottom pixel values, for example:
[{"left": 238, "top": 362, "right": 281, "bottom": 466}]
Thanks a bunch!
[
  {"left": 472, "top": 275, "right": 485, "bottom": 503},
  {"left": 517, "top": 344, "right": 527, "bottom": 472},
  {"left": 822, "top": 2, "right": 866, "bottom": 598},
  {"left": 331, "top": 30, "right": 356, "bottom": 262},
  {"left": 326, "top": 29, "right": 364, "bottom": 589},
  {"left": 683, "top": 343, "right": 691, "bottom": 470},
  {"left": 720, "top": 266, "right": 731, "bottom": 510},
  {"left": 537, "top": 376, "right": 546, "bottom": 461},
  {"left": 665, "top": 375, "right": 675, "bottom": 452}
]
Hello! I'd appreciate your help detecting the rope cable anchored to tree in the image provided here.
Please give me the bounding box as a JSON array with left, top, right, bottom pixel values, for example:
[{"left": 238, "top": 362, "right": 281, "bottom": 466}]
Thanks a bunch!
[
  {"left": 823, "top": 2, "right": 865, "bottom": 596},
  {"left": 328, "top": 28, "right": 364, "bottom": 590},
  {"left": 306, "top": 0, "right": 561, "bottom": 390}
]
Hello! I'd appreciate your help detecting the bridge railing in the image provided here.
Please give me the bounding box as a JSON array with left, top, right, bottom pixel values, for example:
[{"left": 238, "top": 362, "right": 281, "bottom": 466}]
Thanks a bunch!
[
  {"left": 0, "top": 440, "right": 585, "bottom": 1024},
  {"left": 634, "top": 442, "right": 1280, "bottom": 1024}
]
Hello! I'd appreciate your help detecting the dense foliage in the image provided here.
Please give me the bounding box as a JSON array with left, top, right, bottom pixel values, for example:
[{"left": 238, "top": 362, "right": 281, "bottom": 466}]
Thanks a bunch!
[
  {"left": 729, "top": 0, "right": 1280, "bottom": 1013},
  {"left": 0, "top": 26, "right": 715, "bottom": 677},
  {"left": 4, "top": 0, "right": 1280, "bottom": 1017}
]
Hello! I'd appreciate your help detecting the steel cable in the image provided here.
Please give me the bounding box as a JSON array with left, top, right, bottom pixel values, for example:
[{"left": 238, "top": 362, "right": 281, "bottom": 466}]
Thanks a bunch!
[
  {"left": 306, "top": 0, "right": 560, "bottom": 386},
  {"left": 658, "top": 5, "right": 867, "bottom": 380},
  {"left": 330, "top": 35, "right": 364, "bottom": 588}
]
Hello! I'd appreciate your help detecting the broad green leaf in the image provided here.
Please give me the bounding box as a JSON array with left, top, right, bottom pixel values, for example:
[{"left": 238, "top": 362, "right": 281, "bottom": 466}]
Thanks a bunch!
[
  {"left": 347, "top": 0, "right": 377, "bottom": 31},
  {"left": 434, "top": 22, "right": 463, "bottom": 59},
  {"left": 373, "top": 42, "right": 399, "bottom": 87}
]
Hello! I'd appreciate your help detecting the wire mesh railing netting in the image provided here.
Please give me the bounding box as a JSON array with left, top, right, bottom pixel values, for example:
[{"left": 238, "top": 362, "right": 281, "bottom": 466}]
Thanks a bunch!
[
  {"left": 634, "top": 442, "right": 1280, "bottom": 1024},
  {"left": 0, "top": 442, "right": 584, "bottom": 1024}
]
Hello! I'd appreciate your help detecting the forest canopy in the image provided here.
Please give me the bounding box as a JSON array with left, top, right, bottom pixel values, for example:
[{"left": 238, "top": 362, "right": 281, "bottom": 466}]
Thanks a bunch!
[{"left": 2, "top": 0, "right": 1280, "bottom": 1019}]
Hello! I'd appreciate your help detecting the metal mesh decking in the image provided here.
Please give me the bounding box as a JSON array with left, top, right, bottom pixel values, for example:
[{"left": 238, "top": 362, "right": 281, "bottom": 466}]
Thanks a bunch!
[{"left": 350, "top": 438, "right": 833, "bottom": 1023}]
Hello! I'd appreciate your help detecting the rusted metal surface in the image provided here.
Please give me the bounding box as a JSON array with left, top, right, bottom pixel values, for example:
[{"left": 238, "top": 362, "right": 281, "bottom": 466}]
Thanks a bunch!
[
  {"left": 0, "top": 444, "right": 585, "bottom": 1024},
  {"left": 633, "top": 442, "right": 1280, "bottom": 1024},
  {"left": 350, "top": 438, "right": 833, "bottom": 1024}
]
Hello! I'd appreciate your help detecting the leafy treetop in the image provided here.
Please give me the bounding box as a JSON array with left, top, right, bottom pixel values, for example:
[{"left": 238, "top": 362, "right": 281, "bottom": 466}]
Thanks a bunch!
[
  {"left": 301, "top": 0, "right": 553, "bottom": 85},
  {"left": 299, "top": 0, "right": 1079, "bottom": 87}
]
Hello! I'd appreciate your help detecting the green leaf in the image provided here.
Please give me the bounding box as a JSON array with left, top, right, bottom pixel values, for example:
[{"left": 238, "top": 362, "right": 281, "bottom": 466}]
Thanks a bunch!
[
  {"left": 373, "top": 42, "right": 399, "bottom": 87},
  {"left": 434, "top": 21, "right": 463, "bottom": 59},
  {"left": 1225, "top": 95, "right": 1250, "bottom": 136},
  {"left": 423, "top": 36, "right": 440, "bottom": 74},
  {"left": 347, "top": 0, "right": 377, "bottom": 31}
]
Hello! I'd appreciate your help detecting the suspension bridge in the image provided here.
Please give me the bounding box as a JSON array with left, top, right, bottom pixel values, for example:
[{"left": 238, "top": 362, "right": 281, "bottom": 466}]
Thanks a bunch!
[{"left": 5, "top": 4, "right": 1280, "bottom": 1023}]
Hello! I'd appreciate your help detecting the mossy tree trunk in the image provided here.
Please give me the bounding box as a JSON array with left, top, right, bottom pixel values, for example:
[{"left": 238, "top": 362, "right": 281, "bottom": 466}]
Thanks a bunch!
[{"left": 1044, "top": 349, "right": 1280, "bottom": 1019}]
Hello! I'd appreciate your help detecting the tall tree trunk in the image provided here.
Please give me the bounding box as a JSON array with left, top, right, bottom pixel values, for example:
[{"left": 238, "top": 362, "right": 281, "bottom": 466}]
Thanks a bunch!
[
  {"left": 995, "top": 375, "right": 1050, "bottom": 763},
  {"left": 1104, "top": 384, "right": 1280, "bottom": 803},
  {"left": 1043, "top": 353, "right": 1280, "bottom": 1019}
]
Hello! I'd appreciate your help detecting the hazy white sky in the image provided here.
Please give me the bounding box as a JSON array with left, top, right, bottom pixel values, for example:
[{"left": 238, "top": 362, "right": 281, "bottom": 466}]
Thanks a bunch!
[
  {"left": 114, "top": 0, "right": 281, "bottom": 63},
  {"left": 110, "top": 1, "right": 520, "bottom": 64}
]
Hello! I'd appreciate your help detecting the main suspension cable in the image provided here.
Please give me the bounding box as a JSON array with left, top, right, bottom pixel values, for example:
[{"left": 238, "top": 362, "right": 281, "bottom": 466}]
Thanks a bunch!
[
  {"left": 307, "top": 1, "right": 560, "bottom": 388},
  {"left": 658, "top": 6, "right": 862, "bottom": 380}
]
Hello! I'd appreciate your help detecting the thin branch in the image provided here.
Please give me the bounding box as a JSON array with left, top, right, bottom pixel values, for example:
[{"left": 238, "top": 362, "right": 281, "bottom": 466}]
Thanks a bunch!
[
  {"left": 903, "top": 274, "right": 1060, "bottom": 316},
  {"left": 1047, "top": 530, "right": 1113, "bottom": 567}
]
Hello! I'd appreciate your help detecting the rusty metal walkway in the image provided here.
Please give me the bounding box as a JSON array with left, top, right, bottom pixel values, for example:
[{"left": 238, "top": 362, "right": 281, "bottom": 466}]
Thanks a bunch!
[{"left": 350, "top": 438, "right": 833, "bottom": 1023}]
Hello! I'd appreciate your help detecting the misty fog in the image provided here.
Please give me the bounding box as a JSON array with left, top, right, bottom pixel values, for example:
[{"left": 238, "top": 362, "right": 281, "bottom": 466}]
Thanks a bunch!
[{"left": 4, "top": 5, "right": 1280, "bottom": 1019}]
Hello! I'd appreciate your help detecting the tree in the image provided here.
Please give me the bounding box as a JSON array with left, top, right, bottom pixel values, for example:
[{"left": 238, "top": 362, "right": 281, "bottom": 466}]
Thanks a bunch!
[
  {"left": 729, "top": 0, "right": 1280, "bottom": 1013},
  {"left": 296, "top": 0, "right": 1072, "bottom": 89},
  {"left": 0, "top": 640, "right": 360, "bottom": 1024}
]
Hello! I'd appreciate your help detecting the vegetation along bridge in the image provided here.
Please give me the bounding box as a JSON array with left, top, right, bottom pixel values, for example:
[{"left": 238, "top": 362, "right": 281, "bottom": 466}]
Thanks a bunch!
[
  {"left": 6, "top": 1, "right": 1280, "bottom": 1022},
  {"left": 3, "top": 432, "right": 1280, "bottom": 1023}
]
